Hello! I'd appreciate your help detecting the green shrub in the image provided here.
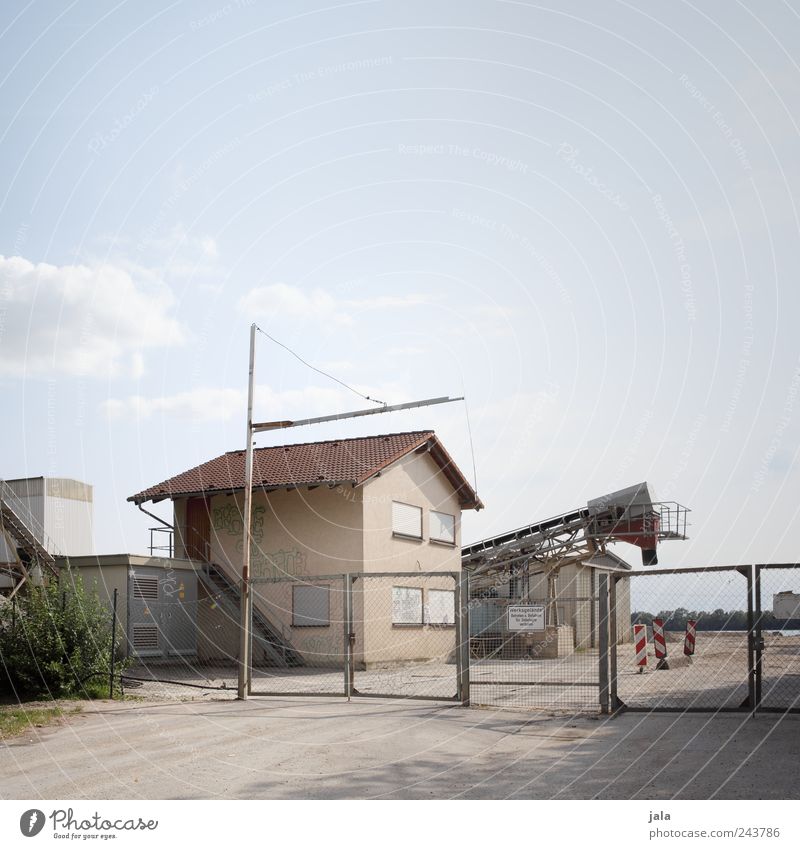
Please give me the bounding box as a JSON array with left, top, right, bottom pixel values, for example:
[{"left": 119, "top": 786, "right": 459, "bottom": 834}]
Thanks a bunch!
[{"left": 0, "top": 573, "right": 120, "bottom": 700}]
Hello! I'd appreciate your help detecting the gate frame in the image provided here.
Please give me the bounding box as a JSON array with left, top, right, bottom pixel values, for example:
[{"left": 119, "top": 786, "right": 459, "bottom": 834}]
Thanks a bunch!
[
  {"left": 609, "top": 565, "right": 756, "bottom": 715},
  {"left": 754, "top": 563, "right": 800, "bottom": 715},
  {"left": 246, "top": 570, "right": 469, "bottom": 703},
  {"left": 349, "top": 570, "right": 465, "bottom": 703}
]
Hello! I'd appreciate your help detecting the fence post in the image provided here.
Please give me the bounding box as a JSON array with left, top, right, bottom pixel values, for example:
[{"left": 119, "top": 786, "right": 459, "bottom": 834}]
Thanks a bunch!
[
  {"left": 609, "top": 575, "right": 619, "bottom": 711},
  {"left": 343, "top": 574, "right": 351, "bottom": 698},
  {"left": 458, "top": 570, "right": 470, "bottom": 706},
  {"left": 598, "top": 573, "right": 610, "bottom": 715},
  {"left": 742, "top": 564, "right": 756, "bottom": 711},
  {"left": 754, "top": 565, "right": 763, "bottom": 709},
  {"left": 109, "top": 588, "right": 118, "bottom": 699},
  {"left": 247, "top": 585, "right": 254, "bottom": 696}
]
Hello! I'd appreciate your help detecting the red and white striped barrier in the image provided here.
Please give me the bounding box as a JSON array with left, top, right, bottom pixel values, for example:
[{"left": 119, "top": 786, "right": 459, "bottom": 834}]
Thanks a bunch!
[
  {"left": 634, "top": 623, "right": 647, "bottom": 671},
  {"left": 653, "top": 617, "right": 670, "bottom": 669},
  {"left": 684, "top": 619, "right": 697, "bottom": 656},
  {"left": 652, "top": 618, "right": 667, "bottom": 658}
]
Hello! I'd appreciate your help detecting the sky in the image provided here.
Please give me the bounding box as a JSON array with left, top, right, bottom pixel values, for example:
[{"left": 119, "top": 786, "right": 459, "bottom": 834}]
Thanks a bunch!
[{"left": 1, "top": 0, "right": 799, "bottom": 576}]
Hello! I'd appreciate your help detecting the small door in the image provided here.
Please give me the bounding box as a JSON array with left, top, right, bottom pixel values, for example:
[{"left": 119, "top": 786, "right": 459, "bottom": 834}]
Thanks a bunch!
[
  {"left": 184, "top": 497, "right": 211, "bottom": 561},
  {"left": 128, "top": 568, "right": 197, "bottom": 658}
]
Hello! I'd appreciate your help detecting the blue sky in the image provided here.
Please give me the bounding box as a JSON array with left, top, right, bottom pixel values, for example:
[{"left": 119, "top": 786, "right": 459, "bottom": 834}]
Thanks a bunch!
[{"left": 1, "top": 0, "right": 799, "bottom": 572}]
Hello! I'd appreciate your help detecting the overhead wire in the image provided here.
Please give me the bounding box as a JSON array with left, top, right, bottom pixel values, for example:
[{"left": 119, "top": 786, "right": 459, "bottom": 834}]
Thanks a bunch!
[{"left": 254, "top": 325, "right": 386, "bottom": 407}]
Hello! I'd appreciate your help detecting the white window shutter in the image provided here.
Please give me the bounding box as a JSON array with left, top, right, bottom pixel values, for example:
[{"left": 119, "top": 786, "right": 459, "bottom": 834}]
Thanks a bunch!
[{"left": 392, "top": 502, "right": 422, "bottom": 538}]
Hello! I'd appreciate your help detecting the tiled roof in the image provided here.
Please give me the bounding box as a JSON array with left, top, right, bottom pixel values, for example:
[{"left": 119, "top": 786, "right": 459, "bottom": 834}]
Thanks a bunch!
[{"left": 129, "top": 431, "right": 482, "bottom": 509}]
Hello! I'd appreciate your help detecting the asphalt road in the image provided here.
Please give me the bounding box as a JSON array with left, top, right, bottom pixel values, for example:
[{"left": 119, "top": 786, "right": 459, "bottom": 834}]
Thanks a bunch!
[{"left": 2, "top": 698, "right": 798, "bottom": 799}]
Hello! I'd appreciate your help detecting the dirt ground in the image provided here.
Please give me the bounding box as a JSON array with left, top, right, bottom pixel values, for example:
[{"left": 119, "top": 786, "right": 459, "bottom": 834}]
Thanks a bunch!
[{"left": 1, "top": 697, "right": 798, "bottom": 800}]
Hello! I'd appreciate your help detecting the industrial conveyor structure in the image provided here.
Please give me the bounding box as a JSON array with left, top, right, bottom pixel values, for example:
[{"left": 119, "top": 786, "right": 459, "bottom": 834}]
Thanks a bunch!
[
  {"left": 462, "top": 482, "right": 689, "bottom": 602},
  {"left": 0, "top": 479, "right": 60, "bottom": 597}
]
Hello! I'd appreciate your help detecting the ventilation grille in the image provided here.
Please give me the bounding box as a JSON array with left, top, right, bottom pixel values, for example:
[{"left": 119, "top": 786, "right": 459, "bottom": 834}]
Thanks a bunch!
[
  {"left": 132, "top": 575, "right": 159, "bottom": 600},
  {"left": 132, "top": 624, "right": 159, "bottom": 651}
]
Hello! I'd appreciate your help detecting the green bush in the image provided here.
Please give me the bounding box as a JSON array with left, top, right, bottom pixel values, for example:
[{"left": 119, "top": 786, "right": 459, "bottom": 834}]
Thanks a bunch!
[{"left": 0, "top": 573, "right": 119, "bottom": 700}]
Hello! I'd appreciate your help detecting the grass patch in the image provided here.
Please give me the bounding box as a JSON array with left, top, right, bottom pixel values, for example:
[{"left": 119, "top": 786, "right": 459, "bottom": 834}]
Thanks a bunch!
[{"left": 0, "top": 703, "right": 82, "bottom": 741}]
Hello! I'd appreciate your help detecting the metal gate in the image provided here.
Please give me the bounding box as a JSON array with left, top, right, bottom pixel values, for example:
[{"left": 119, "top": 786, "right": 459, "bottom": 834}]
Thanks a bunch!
[
  {"left": 468, "top": 571, "right": 606, "bottom": 713},
  {"left": 755, "top": 564, "right": 800, "bottom": 712},
  {"left": 607, "top": 564, "right": 800, "bottom": 714},
  {"left": 247, "top": 571, "right": 467, "bottom": 701},
  {"left": 609, "top": 566, "right": 753, "bottom": 712}
]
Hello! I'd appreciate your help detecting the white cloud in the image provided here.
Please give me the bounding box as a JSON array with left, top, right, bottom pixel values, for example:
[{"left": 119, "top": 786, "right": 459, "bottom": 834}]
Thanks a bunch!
[
  {"left": 0, "top": 254, "right": 186, "bottom": 377},
  {"left": 239, "top": 284, "right": 350, "bottom": 325},
  {"left": 237, "top": 283, "right": 438, "bottom": 325},
  {"left": 102, "top": 383, "right": 366, "bottom": 423}
]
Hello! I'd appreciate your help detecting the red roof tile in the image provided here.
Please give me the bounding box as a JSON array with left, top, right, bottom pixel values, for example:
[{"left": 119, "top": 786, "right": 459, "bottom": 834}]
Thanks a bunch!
[{"left": 128, "top": 431, "right": 482, "bottom": 509}]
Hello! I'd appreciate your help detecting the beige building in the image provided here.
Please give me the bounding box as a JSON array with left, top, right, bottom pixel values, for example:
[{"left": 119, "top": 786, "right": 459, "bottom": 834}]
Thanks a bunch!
[{"left": 129, "top": 431, "right": 482, "bottom": 668}]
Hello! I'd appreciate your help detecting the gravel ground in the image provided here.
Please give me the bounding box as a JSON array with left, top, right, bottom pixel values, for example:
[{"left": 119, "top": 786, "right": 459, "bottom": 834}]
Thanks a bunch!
[{"left": 1, "top": 697, "right": 798, "bottom": 799}]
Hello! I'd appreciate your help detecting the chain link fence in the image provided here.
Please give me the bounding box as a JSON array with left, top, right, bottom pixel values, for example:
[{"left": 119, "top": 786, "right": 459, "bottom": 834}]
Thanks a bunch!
[
  {"left": 121, "top": 571, "right": 241, "bottom": 699},
  {"left": 468, "top": 568, "right": 603, "bottom": 712},
  {"left": 756, "top": 564, "right": 800, "bottom": 712},
  {"left": 42, "top": 560, "right": 799, "bottom": 714},
  {"left": 611, "top": 567, "right": 753, "bottom": 711},
  {"left": 248, "top": 575, "right": 347, "bottom": 696},
  {"left": 350, "top": 572, "right": 461, "bottom": 700}
]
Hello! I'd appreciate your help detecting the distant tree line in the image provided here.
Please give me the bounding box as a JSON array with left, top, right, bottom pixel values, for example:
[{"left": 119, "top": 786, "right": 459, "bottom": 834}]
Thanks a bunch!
[{"left": 631, "top": 608, "right": 800, "bottom": 631}]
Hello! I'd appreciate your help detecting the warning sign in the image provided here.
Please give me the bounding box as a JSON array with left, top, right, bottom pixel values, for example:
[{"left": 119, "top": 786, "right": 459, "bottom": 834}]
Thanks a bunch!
[{"left": 507, "top": 604, "right": 546, "bottom": 631}]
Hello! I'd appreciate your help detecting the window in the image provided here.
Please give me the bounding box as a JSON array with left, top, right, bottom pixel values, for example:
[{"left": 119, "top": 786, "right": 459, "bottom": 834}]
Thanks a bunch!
[
  {"left": 292, "top": 585, "right": 330, "bottom": 627},
  {"left": 392, "top": 501, "right": 422, "bottom": 539},
  {"left": 392, "top": 586, "right": 423, "bottom": 625},
  {"left": 430, "top": 510, "right": 456, "bottom": 544},
  {"left": 426, "top": 589, "right": 455, "bottom": 625}
]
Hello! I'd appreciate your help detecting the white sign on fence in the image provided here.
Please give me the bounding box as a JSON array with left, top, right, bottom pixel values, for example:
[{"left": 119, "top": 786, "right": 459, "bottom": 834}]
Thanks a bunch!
[{"left": 507, "top": 604, "right": 546, "bottom": 631}]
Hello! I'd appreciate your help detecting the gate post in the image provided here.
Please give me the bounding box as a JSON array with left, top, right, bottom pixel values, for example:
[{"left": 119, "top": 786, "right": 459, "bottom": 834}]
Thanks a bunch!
[
  {"left": 344, "top": 574, "right": 353, "bottom": 698},
  {"left": 457, "top": 570, "right": 470, "bottom": 706},
  {"left": 247, "top": 585, "right": 254, "bottom": 695},
  {"left": 739, "top": 564, "right": 756, "bottom": 711},
  {"left": 598, "top": 572, "right": 610, "bottom": 715},
  {"left": 754, "top": 564, "right": 763, "bottom": 710}
]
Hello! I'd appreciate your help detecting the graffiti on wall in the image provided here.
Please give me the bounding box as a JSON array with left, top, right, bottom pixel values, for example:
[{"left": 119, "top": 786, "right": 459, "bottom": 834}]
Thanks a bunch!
[{"left": 212, "top": 501, "right": 307, "bottom": 579}]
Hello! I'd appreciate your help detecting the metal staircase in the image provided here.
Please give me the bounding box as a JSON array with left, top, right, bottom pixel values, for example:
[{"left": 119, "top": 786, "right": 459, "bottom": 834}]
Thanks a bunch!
[
  {"left": 0, "top": 479, "right": 58, "bottom": 580},
  {"left": 198, "top": 562, "right": 304, "bottom": 668}
]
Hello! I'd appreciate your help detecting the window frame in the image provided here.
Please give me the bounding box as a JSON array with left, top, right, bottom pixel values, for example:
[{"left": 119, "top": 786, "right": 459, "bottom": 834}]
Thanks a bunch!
[
  {"left": 425, "top": 588, "right": 456, "bottom": 627},
  {"left": 391, "top": 500, "right": 423, "bottom": 541},
  {"left": 391, "top": 585, "right": 424, "bottom": 627},
  {"left": 429, "top": 509, "right": 456, "bottom": 546},
  {"left": 291, "top": 583, "right": 331, "bottom": 628}
]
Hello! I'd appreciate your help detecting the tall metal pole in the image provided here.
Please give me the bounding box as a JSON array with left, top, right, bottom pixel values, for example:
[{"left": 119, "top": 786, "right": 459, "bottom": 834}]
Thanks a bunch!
[{"left": 238, "top": 323, "right": 257, "bottom": 700}]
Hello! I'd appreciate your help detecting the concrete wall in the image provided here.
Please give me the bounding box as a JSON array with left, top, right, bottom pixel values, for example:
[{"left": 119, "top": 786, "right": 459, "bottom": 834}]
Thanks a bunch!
[{"left": 361, "top": 450, "right": 462, "bottom": 572}]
